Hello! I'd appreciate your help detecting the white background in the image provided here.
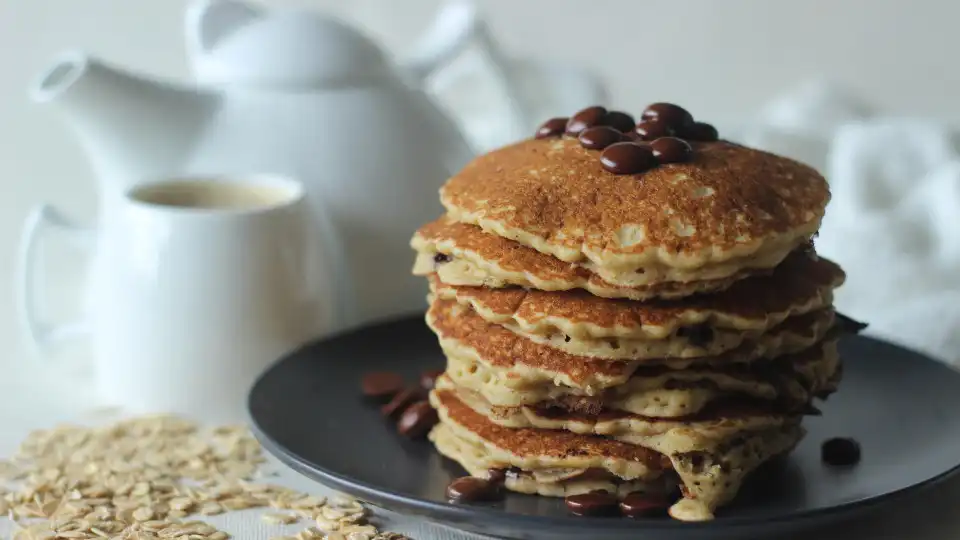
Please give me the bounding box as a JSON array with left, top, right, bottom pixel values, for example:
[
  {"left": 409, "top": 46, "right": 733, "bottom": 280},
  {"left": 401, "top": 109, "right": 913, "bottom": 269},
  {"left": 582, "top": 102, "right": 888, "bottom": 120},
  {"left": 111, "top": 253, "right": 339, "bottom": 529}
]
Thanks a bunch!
[
  {"left": 2, "top": 0, "right": 958, "bottom": 382},
  {"left": 1, "top": 2, "right": 960, "bottom": 538}
]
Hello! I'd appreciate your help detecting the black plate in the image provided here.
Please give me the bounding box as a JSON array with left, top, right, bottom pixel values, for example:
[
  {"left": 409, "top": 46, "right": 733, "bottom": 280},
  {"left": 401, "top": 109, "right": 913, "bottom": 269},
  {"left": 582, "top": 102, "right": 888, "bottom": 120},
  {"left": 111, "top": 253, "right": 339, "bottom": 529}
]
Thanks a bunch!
[{"left": 249, "top": 315, "right": 960, "bottom": 540}]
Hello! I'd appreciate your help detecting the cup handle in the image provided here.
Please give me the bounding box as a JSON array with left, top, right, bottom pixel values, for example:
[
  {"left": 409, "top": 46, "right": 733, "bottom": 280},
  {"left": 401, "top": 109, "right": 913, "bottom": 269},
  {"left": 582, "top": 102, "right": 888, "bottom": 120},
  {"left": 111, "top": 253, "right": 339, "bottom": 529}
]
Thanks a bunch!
[{"left": 17, "top": 204, "right": 94, "bottom": 357}]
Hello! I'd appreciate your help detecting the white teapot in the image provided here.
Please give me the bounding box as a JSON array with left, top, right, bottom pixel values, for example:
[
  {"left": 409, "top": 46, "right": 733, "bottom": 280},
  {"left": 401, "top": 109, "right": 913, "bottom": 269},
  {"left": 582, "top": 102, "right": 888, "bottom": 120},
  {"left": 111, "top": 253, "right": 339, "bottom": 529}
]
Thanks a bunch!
[{"left": 26, "top": 0, "right": 518, "bottom": 342}]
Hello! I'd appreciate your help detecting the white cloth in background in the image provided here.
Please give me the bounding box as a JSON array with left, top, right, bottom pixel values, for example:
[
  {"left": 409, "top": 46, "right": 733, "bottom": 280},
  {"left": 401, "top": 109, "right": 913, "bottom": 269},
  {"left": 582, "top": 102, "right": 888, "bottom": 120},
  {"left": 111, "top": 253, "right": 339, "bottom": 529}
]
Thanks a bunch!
[{"left": 738, "top": 80, "right": 960, "bottom": 366}]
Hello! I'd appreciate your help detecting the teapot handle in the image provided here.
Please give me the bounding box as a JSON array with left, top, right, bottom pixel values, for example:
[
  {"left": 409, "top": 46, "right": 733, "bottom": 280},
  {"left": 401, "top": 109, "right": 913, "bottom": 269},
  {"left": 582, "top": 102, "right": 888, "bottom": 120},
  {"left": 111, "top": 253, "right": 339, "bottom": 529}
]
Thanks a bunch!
[
  {"left": 406, "top": 0, "right": 532, "bottom": 137},
  {"left": 405, "top": 0, "right": 480, "bottom": 82}
]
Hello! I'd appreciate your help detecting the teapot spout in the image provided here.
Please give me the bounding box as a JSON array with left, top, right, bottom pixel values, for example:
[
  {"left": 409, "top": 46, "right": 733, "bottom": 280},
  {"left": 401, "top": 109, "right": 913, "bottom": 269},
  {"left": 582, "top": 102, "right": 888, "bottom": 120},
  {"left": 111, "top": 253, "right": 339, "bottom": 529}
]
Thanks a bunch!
[{"left": 31, "top": 51, "right": 220, "bottom": 188}]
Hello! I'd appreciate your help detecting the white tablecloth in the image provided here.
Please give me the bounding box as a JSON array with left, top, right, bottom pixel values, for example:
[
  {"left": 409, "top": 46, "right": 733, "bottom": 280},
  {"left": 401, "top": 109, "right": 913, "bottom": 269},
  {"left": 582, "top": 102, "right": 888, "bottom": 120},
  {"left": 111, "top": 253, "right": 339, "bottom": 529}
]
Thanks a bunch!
[{"left": 0, "top": 354, "right": 958, "bottom": 540}]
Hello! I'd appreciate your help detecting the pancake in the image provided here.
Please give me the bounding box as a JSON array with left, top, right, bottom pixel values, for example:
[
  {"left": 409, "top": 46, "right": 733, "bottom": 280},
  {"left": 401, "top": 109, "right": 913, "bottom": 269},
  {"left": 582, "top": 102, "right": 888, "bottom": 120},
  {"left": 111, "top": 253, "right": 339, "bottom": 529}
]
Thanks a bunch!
[
  {"left": 428, "top": 249, "right": 843, "bottom": 341},
  {"left": 438, "top": 137, "right": 829, "bottom": 284},
  {"left": 413, "top": 218, "right": 756, "bottom": 300},
  {"left": 437, "top": 375, "right": 803, "bottom": 454},
  {"left": 442, "top": 337, "right": 840, "bottom": 417},
  {"left": 428, "top": 295, "right": 835, "bottom": 365},
  {"left": 430, "top": 388, "right": 806, "bottom": 521},
  {"left": 429, "top": 386, "right": 667, "bottom": 481},
  {"left": 430, "top": 422, "right": 677, "bottom": 499}
]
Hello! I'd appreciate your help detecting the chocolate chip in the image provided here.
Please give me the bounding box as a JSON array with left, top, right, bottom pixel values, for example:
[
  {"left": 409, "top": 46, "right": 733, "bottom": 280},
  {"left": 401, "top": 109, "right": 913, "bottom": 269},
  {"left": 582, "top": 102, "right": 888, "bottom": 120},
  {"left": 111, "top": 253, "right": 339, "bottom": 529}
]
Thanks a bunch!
[
  {"left": 599, "top": 142, "right": 656, "bottom": 175},
  {"left": 535, "top": 117, "right": 568, "bottom": 139},
  {"left": 677, "top": 324, "right": 714, "bottom": 347},
  {"left": 650, "top": 137, "right": 693, "bottom": 164},
  {"left": 634, "top": 120, "right": 674, "bottom": 141},
  {"left": 578, "top": 126, "right": 624, "bottom": 150},
  {"left": 821, "top": 437, "right": 861, "bottom": 466},
  {"left": 564, "top": 491, "right": 619, "bottom": 517},
  {"left": 505, "top": 466, "right": 522, "bottom": 479},
  {"left": 601, "top": 110, "right": 636, "bottom": 132},
  {"left": 621, "top": 131, "right": 643, "bottom": 142},
  {"left": 641, "top": 102, "right": 694, "bottom": 129},
  {"left": 566, "top": 106, "right": 607, "bottom": 135},
  {"left": 361, "top": 371, "right": 405, "bottom": 400},
  {"left": 380, "top": 387, "right": 421, "bottom": 419},
  {"left": 396, "top": 400, "right": 438, "bottom": 438},
  {"left": 433, "top": 253, "right": 451, "bottom": 264},
  {"left": 684, "top": 121, "right": 719, "bottom": 141},
  {"left": 446, "top": 476, "right": 502, "bottom": 503},
  {"left": 486, "top": 468, "right": 507, "bottom": 485},
  {"left": 619, "top": 492, "right": 671, "bottom": 518},
  {"left": 835, "top": 313, "right": 868, "bottom": 335},
  {"left": 419, "top": 369, "right": 444, "bottom": 391}
]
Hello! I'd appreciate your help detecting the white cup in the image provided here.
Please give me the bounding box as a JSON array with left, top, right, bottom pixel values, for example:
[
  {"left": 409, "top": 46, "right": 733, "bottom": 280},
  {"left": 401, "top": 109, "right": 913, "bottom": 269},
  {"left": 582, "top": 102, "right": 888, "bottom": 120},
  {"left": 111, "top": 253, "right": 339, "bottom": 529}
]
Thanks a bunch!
[{"left": 18, "top": 175, "right": 331, "bottom": 421}]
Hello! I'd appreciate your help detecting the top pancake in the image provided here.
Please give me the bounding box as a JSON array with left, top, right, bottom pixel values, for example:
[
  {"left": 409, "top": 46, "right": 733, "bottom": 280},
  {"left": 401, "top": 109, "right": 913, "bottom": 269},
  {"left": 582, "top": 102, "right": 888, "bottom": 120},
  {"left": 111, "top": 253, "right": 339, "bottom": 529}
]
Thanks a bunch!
[{"left": 440, "top": 137, "right": 829, "bottom": 278}]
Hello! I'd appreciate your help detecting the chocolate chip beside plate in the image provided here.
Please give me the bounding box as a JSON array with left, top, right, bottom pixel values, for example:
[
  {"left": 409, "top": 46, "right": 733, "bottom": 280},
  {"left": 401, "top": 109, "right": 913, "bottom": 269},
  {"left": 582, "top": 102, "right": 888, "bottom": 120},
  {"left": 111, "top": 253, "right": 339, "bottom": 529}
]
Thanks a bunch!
[
  {"left": 419, "top": 369, "right": 444, "bottom": 391},
  {"left": 566, "top": 106, "right": 608, "bottom": 135},
  {"left": 684, "top": 121, "right": 719, "bottom": 141},
  {"left": 578, "top": 126, "right": 624, "bottom": 150},
  {"left": 361, "top": 371, "right": 405, "bottom": 400},
  {"left": 634, "top": 120, "right": 674, "bottom": 141},
  {"left": 822, "top": 437, "right": 861, "bottom": 467},
  {"left": 601, "top": 110, "right": 636, "bottom": 132},
  {"left": 599, "top": 142, "right": 657, "bottom": 175},
  {"left": 641, "top": 102, "right": 694, "bottom": 130},
  {"left": 650, "top": 137, "right": 693, "bottom": 164},
  {"left": 536, "top": 117, "right": 568, "bottom": 139},
  {"left": 446, "top": 476, "right": 503, "bottom": 503},
  {"left": 565, "top": 491, "right": 619, "bottom": 517},
  {"left": 397, "top": 400, "right": 439, "bottom": 438},
  {"left": 380, "top": 387, "right": 421, "bottom": 419},
  {"left": 619, "top": 492, "right": 671, "bottom": 518}
]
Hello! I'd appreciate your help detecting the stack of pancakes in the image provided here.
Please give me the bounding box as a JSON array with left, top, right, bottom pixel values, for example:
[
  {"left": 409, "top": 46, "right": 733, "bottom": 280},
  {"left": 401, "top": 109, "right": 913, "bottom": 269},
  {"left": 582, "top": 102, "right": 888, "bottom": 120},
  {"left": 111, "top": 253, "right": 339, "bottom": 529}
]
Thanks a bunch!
[{"left": 409, "top": 134, "right": 846, "bottom": 520}]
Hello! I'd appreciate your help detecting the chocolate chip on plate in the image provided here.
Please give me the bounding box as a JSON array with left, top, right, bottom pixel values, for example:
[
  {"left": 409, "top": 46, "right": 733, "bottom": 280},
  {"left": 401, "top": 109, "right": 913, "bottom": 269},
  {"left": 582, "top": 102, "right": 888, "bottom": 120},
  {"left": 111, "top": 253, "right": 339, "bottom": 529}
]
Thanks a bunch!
[
  {"left": 599, "top": 142, "right": 657, "bottom": 175},
  {"left": 564, "top": 491, "right": 619, "bottom": 516},
  {"left": 419, "top": 369, "right": 445, "bottom": 391},
  {"left": 684, "top": 121, "right": 719, "bottom": 141},
  {"left": 578, "top": 126, "right": 624, "bottom": 150},
  {"left": 486, "top": 468, "right": 508, "bottom": 485},
  {"left": 535, "top": 117, "right": 569, "bottom": 139},
  {"left": 634, "top": 120, "right": 674, "bottom": 141},
  {"left": 821, "top": 437, "right": 861, "bottom": 466},
  {"left": 397, "top": 400, "right": 439, "bottom": 438},
  {"left": 641, "top": 102, "right": 694, "bottom": 129},
  {"left": 361, "top": 371, "right": 405, "bottom": 400},
  {"left": 446, "top": 476, "right": 503, "bottom": 503},
  {"left": 650, "top": 137, "right": 693, "bottom": 164},
  {"left": 433, "top": 253, "right": 451, "bottom": 264},
  {"left": 566, "top": 106, "right": 608, "bottom": 135},
  {"left": 619, "top": 492, "right": 671, "bottom": 518},
  {"left": 380, "top": 387, "right": 421, "bottom": 419},
  {"left": 601, "top": 110, "right": 636, "bottom": 132}
]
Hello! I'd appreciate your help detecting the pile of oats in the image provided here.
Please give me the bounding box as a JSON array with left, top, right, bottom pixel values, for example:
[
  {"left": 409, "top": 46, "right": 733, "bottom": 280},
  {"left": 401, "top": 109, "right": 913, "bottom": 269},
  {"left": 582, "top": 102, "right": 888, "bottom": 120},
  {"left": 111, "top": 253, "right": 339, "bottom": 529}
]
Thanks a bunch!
[{"left": 0, "top": 415, "right": 407, "bottom": 540}]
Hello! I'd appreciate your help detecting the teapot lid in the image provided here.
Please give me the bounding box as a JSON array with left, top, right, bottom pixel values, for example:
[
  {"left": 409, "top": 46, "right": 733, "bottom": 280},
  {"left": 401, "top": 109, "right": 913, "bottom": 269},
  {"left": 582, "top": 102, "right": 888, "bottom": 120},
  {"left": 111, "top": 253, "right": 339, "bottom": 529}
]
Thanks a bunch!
[{"left": 187, "top": 0, "right": 393, "bottom": 88}]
